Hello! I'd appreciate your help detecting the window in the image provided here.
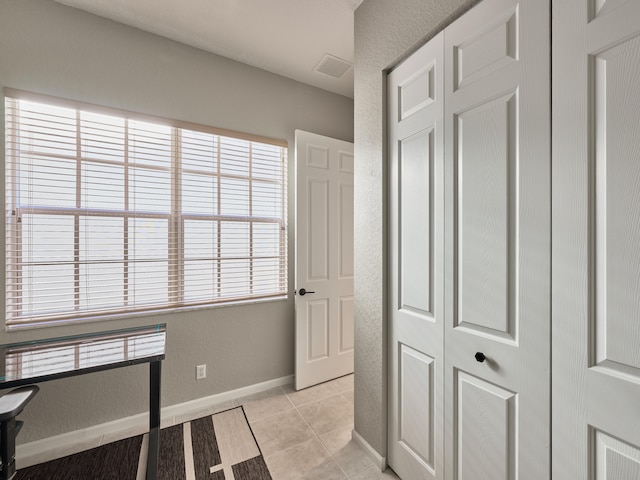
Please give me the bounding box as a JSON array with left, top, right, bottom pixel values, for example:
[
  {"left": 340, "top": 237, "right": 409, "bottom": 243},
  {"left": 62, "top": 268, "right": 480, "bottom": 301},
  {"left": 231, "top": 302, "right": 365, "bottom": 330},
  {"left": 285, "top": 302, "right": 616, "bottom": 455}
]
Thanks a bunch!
[{"left": 4, "top": 90, "right": 288, "bottom": 328}]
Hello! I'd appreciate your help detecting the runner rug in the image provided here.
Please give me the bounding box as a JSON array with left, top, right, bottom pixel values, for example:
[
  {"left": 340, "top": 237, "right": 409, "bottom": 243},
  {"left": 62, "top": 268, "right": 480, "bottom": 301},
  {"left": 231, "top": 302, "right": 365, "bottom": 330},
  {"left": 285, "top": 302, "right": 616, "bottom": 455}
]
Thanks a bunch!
[{"left": 15, "top": 406, "right": 272, "bottom": 480}]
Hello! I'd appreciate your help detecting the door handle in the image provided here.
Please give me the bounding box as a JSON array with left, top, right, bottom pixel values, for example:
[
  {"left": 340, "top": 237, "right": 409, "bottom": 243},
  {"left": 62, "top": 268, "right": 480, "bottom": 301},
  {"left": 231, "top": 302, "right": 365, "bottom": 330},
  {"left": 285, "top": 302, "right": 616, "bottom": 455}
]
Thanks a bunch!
[
  {"left": 475, "top": 352, "right": 487, "bottom": 363},
  {"left": 297, "top": 288, "right": 315, "bottom": 296}
]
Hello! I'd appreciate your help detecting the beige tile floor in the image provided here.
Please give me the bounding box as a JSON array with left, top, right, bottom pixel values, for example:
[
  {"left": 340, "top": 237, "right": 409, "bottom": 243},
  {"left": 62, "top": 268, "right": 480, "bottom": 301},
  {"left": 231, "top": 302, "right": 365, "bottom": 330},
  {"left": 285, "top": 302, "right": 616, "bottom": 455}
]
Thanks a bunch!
[{"left": 233, "top": 374, "right": 400, "bottom": 480}]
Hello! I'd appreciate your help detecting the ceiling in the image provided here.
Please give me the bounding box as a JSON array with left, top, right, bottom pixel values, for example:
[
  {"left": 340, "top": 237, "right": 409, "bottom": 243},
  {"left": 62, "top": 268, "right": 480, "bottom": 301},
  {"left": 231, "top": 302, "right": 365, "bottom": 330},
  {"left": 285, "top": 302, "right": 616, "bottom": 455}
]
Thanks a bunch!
[{"left": 53, "top": 0, "right": 363, "bottom": 98}]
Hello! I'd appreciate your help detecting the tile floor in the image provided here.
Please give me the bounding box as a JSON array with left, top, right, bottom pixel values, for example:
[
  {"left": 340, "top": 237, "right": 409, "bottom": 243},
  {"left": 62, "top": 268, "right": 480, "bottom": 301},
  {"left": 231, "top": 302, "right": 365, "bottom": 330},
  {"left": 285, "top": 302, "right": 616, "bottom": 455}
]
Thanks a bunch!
[
  {"left": 233, "top": 374, "right": 400, "bottom": 480},
  {"left": 19, "top": 374, "right": 401, "bottom": 479}
]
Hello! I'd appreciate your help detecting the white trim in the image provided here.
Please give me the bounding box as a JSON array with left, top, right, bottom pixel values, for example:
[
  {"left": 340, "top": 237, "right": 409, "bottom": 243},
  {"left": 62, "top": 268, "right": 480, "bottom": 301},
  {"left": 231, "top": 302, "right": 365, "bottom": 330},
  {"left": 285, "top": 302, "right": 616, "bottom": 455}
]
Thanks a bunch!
[
  {"left": 352, "top": 429, "right": 387, "bottom": 472},
  {"left": 16, "top": 374, "right": 293, "bottom": 469}
]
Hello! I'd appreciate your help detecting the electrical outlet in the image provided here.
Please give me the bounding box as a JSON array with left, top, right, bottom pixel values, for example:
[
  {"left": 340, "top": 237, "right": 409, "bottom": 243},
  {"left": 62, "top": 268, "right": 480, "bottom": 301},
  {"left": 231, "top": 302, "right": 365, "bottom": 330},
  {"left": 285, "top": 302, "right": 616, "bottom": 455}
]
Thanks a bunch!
[{"left": 196, "top": 364, "right": 206, "bottom": 380}]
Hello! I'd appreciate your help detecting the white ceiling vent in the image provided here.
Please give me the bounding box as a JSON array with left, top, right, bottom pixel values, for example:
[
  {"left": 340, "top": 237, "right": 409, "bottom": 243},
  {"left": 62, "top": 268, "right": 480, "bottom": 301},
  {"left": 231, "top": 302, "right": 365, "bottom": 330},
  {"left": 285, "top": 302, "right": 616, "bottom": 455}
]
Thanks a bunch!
[{"left": 314, "top": 54, "right": 353, "bottom": 79}]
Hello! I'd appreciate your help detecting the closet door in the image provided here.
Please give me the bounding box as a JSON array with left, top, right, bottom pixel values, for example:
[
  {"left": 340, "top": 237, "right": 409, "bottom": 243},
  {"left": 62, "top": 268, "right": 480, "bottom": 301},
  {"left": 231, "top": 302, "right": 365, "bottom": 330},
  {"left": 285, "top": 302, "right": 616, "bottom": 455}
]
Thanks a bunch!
[
  {"left": 553, "top": 0, "right": 640, "bottom": 478},
  {"left": 388, "top": 32, "right": 445, "bottom": 480},
  {"left": 443, "top": 0, "right": 550, "bottom": 479}
]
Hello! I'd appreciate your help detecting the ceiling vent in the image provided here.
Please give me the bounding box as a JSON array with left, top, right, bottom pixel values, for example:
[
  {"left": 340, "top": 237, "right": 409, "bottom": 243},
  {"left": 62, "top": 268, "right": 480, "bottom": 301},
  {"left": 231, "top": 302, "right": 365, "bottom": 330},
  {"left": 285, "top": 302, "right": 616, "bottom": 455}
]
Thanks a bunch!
[{"left": 314, "top": 54, "right": 353, "bottom": 79}]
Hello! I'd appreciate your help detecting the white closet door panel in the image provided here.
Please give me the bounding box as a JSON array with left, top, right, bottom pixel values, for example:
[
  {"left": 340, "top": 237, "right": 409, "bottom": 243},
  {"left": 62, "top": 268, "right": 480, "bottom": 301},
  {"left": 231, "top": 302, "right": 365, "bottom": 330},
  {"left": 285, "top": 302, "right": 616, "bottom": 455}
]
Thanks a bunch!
[
  {"left": 400, "top": 128, "right": 434, "bottom": 314},
  {"left": 444, "top": 1, "right": 550, "bottom": 479},
  {"left": 399, "top": 345, "right": 435, "bottom": 466},
  {"left": 456, "top": 371, "right": 517, "bottom": 480},
  {"left": 594, "top": 34, "right": 640, "bottom": 373},
  {"left": 456, "top": 92, "right": 517, "bottom": 339},
  {"left": 588, "top": 371, "right": 640, "bottom": 448},
  {"left": 552, "top": 0, "right": 640, "bottom": 477},
  {"left": 389, "top": 32, "right": 445, "bottom": 480},
  {"left": 399, "top": 62, "right": 436, "bottom": 119},
  {"left": 453, "top": 5, "right": 518, "bottom": 91},
  {"left": 594, "top": 430, "right": 640, "bottom": 480}
]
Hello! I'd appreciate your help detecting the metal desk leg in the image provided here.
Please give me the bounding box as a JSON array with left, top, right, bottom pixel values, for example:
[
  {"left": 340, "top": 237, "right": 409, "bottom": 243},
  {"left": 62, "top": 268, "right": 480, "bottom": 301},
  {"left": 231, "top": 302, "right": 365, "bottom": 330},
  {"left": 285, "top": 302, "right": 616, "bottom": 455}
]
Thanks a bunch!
[
  {"left": 147, "top": 360, "right": 161, "bottom": 480},
  {"left": 0, "top": 418, "right": 17, "bottom": 480}
]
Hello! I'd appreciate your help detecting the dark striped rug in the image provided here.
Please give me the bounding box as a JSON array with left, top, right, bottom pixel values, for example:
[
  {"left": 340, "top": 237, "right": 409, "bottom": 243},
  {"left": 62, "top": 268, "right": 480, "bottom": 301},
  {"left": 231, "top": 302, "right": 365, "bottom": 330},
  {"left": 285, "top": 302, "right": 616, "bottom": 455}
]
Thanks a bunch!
[{"left": 15, "top": 407, "right": 272, "bottom": 480}]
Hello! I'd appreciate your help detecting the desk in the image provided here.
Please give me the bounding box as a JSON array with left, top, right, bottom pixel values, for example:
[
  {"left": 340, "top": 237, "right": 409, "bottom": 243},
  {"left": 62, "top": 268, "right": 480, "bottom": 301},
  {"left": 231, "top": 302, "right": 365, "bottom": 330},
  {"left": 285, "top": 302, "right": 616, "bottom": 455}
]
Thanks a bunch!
[{"left": 0, "top": 323, "right": 166, "bottom": 480}]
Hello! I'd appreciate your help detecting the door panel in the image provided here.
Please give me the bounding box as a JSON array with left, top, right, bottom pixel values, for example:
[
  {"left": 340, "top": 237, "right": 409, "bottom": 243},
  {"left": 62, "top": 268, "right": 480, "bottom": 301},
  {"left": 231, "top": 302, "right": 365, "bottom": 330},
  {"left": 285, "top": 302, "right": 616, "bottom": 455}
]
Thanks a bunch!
[
  {"left": 444, "top": 1, "right": 549, "bottom": 480},
  {"left": 295, "top": 130, "right": 354, "bottom": 390},
  {"left": 307, "top": 179, "right": 329, "bottom": 280},
  {"left": 399, "top": 63, "right": 436, "bottom": 120},
  {"left": 339, "top": 182, "right": 354, "bottom": 278},
  {"left": 388, "top": 32, "right": 444, "bottom": 480},
  {"left": 456, "top": 371, "right": 516, "bottom": 480},
  {"left": 453, "top": 7, "right": 518, "bottom": 91},
  {"left": 399, "top": 345, "right": 435, "bottom": 465},
  {"left": 307, "top": 299, "right": 329, "bottom": 361},
  {"left": 594, "top": 431, "right": 640, "bottom": 479},
  {"left": 455, "top": 92, "right": 517, "bottom": 340},
  {"left": 400, "top": 129, "right": 434, "bottom": 314},
  {"left": 339, "top": 296, "right": 354, "bottom": 353},
  {"left": 553, "top": 0, "right": 640, "bottom": 477},
  {"left": 594, "top": 35, "right": 640, "bottom": 373}
]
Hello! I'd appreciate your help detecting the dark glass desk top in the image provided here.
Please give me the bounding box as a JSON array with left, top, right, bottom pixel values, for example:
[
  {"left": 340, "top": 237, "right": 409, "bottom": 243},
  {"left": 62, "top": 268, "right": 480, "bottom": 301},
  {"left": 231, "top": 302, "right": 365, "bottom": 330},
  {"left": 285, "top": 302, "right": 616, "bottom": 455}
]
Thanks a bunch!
[{"left": 0, "top": 324, "right": 166, "bottom": 389}]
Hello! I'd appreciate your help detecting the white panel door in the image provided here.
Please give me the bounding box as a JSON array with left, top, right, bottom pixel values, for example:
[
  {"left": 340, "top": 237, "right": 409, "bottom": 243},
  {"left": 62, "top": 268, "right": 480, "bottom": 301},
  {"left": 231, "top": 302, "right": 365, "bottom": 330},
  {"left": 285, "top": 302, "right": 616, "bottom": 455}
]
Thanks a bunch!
[
  {"left": 388, "top": 32, "right": 445, "bottom": 480},
  {"left": 552, "top": 1, "right": 640, "bottom": 478},
  {"left": 294, "top": 130, "right": 354, "bottom": 391},
  {"left": 443, "top": 0, "right": 550, "bottom": 479}
]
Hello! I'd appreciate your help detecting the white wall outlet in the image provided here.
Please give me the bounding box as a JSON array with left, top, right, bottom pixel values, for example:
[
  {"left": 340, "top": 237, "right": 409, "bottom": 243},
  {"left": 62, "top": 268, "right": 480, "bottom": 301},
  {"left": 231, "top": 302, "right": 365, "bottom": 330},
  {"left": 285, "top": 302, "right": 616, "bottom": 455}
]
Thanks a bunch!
[{"left": 196, "top": 364, "right": 206, "bottom": 380}]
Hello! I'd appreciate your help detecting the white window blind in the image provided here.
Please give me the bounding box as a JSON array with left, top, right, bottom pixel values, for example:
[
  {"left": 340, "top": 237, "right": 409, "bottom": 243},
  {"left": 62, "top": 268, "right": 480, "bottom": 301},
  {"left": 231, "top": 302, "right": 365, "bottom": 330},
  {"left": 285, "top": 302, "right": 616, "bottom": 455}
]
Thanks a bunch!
[{"left": 5, "top": 90, "right": 288, "bottom": 328}]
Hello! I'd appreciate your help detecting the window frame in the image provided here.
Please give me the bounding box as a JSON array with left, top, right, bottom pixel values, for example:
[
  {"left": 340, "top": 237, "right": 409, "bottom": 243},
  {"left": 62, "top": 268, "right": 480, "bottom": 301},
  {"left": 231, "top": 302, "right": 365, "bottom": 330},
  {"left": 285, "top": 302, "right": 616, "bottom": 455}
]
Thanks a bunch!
[{"left": 4, "top": 89, "right": 289, "bottom": 329}]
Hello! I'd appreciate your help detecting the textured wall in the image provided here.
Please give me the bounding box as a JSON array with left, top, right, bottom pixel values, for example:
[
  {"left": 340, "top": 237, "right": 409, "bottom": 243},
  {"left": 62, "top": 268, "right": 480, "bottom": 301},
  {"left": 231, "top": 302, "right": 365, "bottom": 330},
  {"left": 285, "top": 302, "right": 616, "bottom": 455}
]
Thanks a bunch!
[
  {"left": 0, "top": 0, "right": 353, "bottom": 443},
  {"left": 353, "top": 0, "right": 480, "bottom": 457}
]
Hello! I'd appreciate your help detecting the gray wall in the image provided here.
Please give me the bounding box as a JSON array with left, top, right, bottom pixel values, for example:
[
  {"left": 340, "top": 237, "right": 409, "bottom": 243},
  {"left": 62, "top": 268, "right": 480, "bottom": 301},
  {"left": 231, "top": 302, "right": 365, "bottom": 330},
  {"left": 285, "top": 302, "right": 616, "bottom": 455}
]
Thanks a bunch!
[
  {"left": 352, "top": 0, "right": 479, "bottom": 457},
  {"left": 0, "top": 0, "right": 353, "bottom": 443}
]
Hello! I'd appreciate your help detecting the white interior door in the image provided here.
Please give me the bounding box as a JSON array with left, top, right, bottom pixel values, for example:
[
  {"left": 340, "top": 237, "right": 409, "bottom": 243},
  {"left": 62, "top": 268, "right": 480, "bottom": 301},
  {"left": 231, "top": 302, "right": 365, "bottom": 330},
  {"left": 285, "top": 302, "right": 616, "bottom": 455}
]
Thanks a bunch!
[
  {"left": 388, "top": 32, "right": 445, "bottom": 480},
  {"left": 294, "top": 130, "right": 354, "bottom": 391},
  {"left": 443, "top": 0, "right": 550, "bottom": 479},
  {"left": 552, "top": 1, "right": 640, "bottom": 477}
]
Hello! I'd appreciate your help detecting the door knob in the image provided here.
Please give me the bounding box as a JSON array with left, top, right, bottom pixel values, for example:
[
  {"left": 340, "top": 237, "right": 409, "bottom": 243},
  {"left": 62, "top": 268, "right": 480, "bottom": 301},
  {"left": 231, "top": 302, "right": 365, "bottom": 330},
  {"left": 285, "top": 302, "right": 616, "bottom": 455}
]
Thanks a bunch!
[
  {"left": 297, "top": 288, "right": 315, "bottom": 296},
  {"left": 475, "top": 352, "right": 486, "bottom": 363}
]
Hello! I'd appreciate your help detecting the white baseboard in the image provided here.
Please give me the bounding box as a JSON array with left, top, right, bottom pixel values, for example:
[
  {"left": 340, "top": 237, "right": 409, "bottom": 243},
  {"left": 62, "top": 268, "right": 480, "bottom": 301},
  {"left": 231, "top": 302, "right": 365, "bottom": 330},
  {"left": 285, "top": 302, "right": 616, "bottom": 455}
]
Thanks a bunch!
[
  {"left": 17, "top": 374, "right": 293, "bottom": 469},
  {"left": 352, "top": 429, "right": 387, "bottom": 471}
]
